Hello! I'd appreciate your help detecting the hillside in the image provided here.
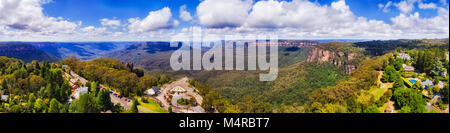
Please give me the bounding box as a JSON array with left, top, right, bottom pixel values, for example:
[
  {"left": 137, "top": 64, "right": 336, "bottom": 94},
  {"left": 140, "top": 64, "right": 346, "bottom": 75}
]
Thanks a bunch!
[
  {"left": 307, "top": 42, "right": 365, "bottom": 74},
  {"left": 106, "top": 42, "right": 181, "bottom": 70},
  {"left": 355, "top": 39, "right": 449, "bottom": 56},
  {"left": 0, "top": 43, "right": 60, "bottom": 62},
  {"left": 30, "top": 42, "right": 132, "bottom": 60}
]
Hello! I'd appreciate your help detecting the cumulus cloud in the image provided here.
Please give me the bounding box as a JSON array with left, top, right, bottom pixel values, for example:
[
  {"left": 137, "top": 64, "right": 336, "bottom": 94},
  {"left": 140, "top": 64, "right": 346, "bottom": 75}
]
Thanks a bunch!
[
  {"left": 127, "top": 7, "right": 177, "bottom": 33},
  {"left": 179, "top": 5, "right": 193, "bottom": 21},
  {"left": 192, "top": 0, "right": 448, "bottom": 39},
  {"left": 197, "top": 0, "right": 253, "bottom": 28},
  {"left": 441, "top": 0, "right": 448, "bottom": 5},
  {"left": 391, "top": 7, "right": 449, "bottom": 35},
  {"left": 394, "top": 0, "right": 418, "bottom": 14},
  {"left": 81, "top": 26, "right": 109, "bottom": 36},
  {"left": 100, "top": 18, "right": 121, "bottom": 29},
  {"left": 246, "top": 0, "right": 356, "bottom": 30},
  {"left": 0, "top": 0, "right": 79, "bottom": 35},
  {"left": 418, "top": 2, "right": 438, "bottom": 9}
]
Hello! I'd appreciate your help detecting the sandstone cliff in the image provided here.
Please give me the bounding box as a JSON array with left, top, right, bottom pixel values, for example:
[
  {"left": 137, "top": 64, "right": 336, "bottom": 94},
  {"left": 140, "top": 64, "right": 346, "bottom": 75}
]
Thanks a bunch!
[{"left": 307, "top": 48, "right": 361, "bottom": 74}]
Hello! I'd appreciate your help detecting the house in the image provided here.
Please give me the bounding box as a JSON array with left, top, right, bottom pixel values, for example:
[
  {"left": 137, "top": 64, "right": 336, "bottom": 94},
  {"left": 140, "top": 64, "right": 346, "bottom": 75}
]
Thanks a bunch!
[
  {"left": 402, "top": 64, "right": 415, "bottom": 72},
  {"left": 1, "top": 95, "right": 8, "bottom": 101},
  {"left": 72, "top": 87, "right": 88, "bottom": 99},
  {"left": 438, "top": 81, "right": 445, "bottom": 89},
  {"left": 398, "top": 53, "right": 411, "bottom": 60},
  {"left": 145, "top": 87, "right": 160, "bottom": 96},
  {"left": 1, "top": 90, "right": 8, "bottom": 101},
  {"left": 421, "top": 79, "right": 434, "bottom": 89},
  {"left": 440, "top": 71, "right": 447, "bottom": 77}
]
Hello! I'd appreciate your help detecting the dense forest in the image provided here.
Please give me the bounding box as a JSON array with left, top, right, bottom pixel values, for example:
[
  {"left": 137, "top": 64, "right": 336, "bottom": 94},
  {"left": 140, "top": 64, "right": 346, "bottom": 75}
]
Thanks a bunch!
[
  {"left": 184, "top": 40, "right": 449, "bottom": 113},
  {"left": 0, "top": 56, "right": 121, "bottom": 113},
  {"left": 0, "top": 56, "right": 172, "bottom": 113},
  {"left": 1, "top": 39, "right": 448, "bottom": 113}
]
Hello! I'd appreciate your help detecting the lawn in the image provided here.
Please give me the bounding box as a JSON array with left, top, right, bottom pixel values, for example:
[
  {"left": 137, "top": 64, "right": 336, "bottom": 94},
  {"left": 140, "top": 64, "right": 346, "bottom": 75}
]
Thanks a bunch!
[
  {"left": 357, "top": 86, "right": 388, "bottom": 105},
  {"left": 138, "top": 98, "right": 168, "bottom": 113},
  {"left": 370, "top": 87, "right": 388, "bottom": 100}
]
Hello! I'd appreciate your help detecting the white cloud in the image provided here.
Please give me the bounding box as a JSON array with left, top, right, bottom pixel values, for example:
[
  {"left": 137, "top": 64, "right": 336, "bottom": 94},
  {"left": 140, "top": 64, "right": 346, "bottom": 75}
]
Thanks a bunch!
[
  {"left": 127, "top": 7, "right": 177, "bottom": 33},
  {"left": 379, "top": 1, "right": 393, "bottom": 13},
  {"left": 394, "top": 0, "right": 418, "bottom": 14},
  {"left": 1, "top": 0, "right": 448, "bottom": 41},
  {"left": 441, "top": 0, "right": 448, "bottom": 5},
  {"left": 100, "top": 18, "right": 121, "bottom": 29},
  {"left": 391, "top": 7, "right": 449, "bottom": 36},
  {"left": 0, "top": 0, "right": 79, "bottom": 35},
  {"left": 179, "top": 5, "right": 193, "bottom": 21},
  {"left": 191, "top": 0, "right": 448, "bottom": 39},
  {"left": 418, "top": 2, "right": 438, "bottom": 9},
  {"left": 81, "top": 26, "right": 109, "bottom": 36},
  {"left": 197, "top": 0, "right": 253, "bottom": 28},
  {"left": 246, "top": 0, "right": 356, "bottom": 31}
]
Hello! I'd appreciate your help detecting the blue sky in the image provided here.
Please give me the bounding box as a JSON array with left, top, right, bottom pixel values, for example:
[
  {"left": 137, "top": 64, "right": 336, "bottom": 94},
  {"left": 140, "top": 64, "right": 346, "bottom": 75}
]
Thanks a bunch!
[
  {"left": 0, "top": 0, "right": 448, "bottom": 41},
  {"left": 40, "top": 0, "right": 445, "bottom": 27},
  {"left": 42, "top": 0, "right": 198, "bottom": 28}
]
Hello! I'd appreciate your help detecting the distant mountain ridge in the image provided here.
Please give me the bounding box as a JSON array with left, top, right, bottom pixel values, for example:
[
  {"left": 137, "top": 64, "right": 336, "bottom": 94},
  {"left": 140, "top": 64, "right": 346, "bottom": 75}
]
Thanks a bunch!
[
  {"left": 106, "top": 42, "right": 181, "bottom": 70},
  {"left": 0, "top": 43, "right": 60, "bottom": 62},
  {"left": 29, "top": 42, "right": 133, "bottom": 60}
]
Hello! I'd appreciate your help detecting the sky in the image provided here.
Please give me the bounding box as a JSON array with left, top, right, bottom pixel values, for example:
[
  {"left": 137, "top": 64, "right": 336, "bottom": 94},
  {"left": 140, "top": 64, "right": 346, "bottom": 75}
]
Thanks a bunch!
[{"left": 0, "top": 0, "right": 448, "bottom": 41}]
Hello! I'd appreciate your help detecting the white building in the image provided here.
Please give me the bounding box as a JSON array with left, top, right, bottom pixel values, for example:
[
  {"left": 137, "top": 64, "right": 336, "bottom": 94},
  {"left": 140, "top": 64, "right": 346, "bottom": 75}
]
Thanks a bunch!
[
  {"left": 145, "top": 87, "right": 160, "bottom": 96},
  {"left": 1, "top": 95, "right": 8, "bottom": 101},
  {"left": 440, "top": 71, "right": 447, "bottom": 77},
  {"left": 397, "top": 53, "right": 411, "bottom": 60},
  {"left": 438, "top": 81, "right": 445, "bottom": 89},
  {"left": 402, "top": 64, "right": 415, "bottom": 72},
  {"left": 73, "top": 87, "right": 88, "bottom": 99}
]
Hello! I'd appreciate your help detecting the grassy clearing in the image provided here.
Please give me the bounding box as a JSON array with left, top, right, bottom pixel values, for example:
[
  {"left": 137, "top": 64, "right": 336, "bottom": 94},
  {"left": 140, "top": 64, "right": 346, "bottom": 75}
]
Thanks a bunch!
[
  {"left": 138, "top": 98, "right": 167, "bottom": 113},
  {"left": 358, "top": 86, "right": 388, "bottom": 105}
]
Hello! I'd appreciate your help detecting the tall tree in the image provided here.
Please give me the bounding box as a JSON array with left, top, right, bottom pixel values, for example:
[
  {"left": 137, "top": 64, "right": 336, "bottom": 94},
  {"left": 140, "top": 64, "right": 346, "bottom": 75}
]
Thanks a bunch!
[
  {"left": 129, "top": 99, "right": 139, "bottom": 113},
  {"left": 48, "top": 98, "right": 60, "bottom": 113},
  {"left": 97, "top": 89, "right": 113, "bottom": 111},
  {"left": 77, "top": 93, "right": 100, "bottom": 113}
]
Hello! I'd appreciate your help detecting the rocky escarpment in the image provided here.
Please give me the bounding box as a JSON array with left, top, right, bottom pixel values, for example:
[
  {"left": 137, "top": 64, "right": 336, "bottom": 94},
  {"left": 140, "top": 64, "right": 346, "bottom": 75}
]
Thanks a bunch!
[{"left": 307, "top": 48, "right": 360, "bottom": 74}]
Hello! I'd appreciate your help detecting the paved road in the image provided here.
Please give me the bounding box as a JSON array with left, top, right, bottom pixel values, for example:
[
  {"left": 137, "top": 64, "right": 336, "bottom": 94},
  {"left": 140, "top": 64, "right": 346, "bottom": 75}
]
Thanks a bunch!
[
  {"left": 138, "top": 106, "right": 156, "bottom": 113},
  {"left": 110, "top": 93, "right": 131, "bottom": 111},
  {"left": 155, "top": 77, "right": 205, "bottom": 113}
]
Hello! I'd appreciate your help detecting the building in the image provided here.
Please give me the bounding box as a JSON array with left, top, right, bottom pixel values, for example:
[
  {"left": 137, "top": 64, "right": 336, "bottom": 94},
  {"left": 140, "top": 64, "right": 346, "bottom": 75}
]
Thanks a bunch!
[
  {"left": 402, "top": 64, "right": 415, "bottom": 72},
  {"left": 73, "top": 87, "right": 88, "bottom": 99},
  {"left": 171, "top": 86, "right": 186, "bottom": 93},
  {"left": 145, "top": 87, "right": 160, "bottom": 96},
  {"left": 397, "top": 53, "right": 411, "bottom": 60},
  {"left": 421, "top": 79, "right": 434, "bottom": 89},
  {"left": 438, "top": 81, "right": 445, "bottom": 89},
  {"left": 440, "top": 71, "right": 447, "bottom": 77},
  {"left": 1, "top": 95, "right": 7, "bottom": 101}
]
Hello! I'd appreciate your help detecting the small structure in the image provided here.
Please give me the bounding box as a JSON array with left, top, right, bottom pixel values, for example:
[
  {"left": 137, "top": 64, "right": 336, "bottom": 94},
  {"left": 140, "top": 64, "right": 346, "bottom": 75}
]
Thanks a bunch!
[
  {"left": 145, "top": 87, "right": 160, "bottom": 96},
  {"left": 73, "top": 87, "right": 88, "bottom": 99},
  {"left": 438, "top": 81, "right": 445, "bottom": 89},
  {"left": 1, "top": 90, "right": 8, "bottom": 101},
  {"left": 397, "top": 53, "right": 411, "bottom": 60},
  {"left": 171, "top": 86, "right": 186, "bottom": 93},
  {"left": 421, "top": 79, "right": 434, "bottom": 89},
  {"left": 440, "top": 70, "right": 447, "bottom": 77},
  {"left": 1, "top": 95, "right": 8, "bottom": 101},
  {"left": 402, "top": 64, "right": 415, "bottom": 72}
]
